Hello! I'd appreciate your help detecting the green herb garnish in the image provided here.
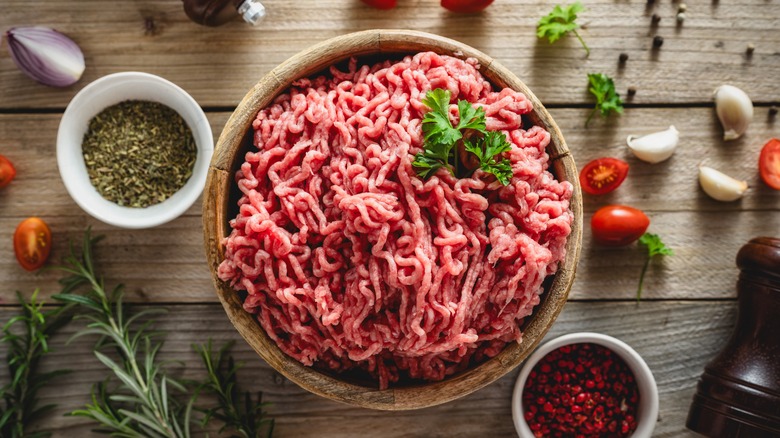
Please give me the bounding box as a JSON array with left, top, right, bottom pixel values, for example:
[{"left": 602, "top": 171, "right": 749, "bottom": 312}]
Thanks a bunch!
[
  {"left": 636, "top": 233, "right": 673, "bottom": 301},
  {"left": 537, "top": 2, "right": 590, "bottom": 57},
  {"left": 194, "top": 340, "right": 275, "bottom": 438},
  {"left": 464, "top": 131, "right": 514, "bottom": 186},
  {"left": 52, "top": 229, "right": 275, "bottom": 437},
  {"left": 413, "top": 89, "right": 513, "bottom": 185},
  {"left": 0, "top": 290, "right": 71, "bottom": 438},
  {"left": 586, "top": 73, "right": 624, "bottom": 127}
]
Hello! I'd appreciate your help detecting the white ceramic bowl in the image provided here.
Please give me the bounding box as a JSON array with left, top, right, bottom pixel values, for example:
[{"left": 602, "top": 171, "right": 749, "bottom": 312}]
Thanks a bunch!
[
  {"left": 57, "top": 72, "right": 213, "bottom": 229},
  {"left": 512, "top": 332, "right": 659, "bottom": 438}
]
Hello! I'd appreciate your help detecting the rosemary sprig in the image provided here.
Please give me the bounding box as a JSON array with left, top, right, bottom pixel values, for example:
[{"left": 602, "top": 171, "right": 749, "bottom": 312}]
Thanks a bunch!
[
  {"left": 52, "top": 230, "right": 193, "bottom": 438},
  {"left": 0, "top": 290, "right": 71, "bottom": 438},
  {"left": 193, "top": 340, "right": 274, "bottom": 438},
  {"left": 51, "top": 228, "right": 274, "bottom": 437}
]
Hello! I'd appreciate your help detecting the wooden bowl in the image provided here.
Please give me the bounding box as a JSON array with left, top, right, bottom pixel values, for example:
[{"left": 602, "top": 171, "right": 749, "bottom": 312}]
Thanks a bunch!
[{"left": 203, "top": 29, "right": 583, "bottom": 410}]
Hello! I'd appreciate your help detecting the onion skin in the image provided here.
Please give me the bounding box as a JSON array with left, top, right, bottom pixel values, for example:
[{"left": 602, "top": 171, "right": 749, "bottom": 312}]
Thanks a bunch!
[{"left": 5, "top": 26, "right": 85, "bottom": 88}]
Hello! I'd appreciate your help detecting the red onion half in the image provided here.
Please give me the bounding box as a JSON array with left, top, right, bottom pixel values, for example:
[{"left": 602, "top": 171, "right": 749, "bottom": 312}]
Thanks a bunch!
[{"left": 5, "top": 26, "right": 85, "bottom": 88}]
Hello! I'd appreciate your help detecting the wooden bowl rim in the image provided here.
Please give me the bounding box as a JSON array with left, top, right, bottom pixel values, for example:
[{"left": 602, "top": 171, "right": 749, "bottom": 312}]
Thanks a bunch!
[{"left": 202, "top": 29, "right": 583, "bottom": 411}]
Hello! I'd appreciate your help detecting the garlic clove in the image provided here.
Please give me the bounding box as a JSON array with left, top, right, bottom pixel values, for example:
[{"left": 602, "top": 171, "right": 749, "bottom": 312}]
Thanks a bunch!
[
  {"left": 5, "top": 26, "right": 85, "bottom": 88},
  {"left": 626, "top": 125, "right": 679, "bottom": 163},
  {"left": 714, "top": 85, "right": 753, "bottom": 141},
  {"left": 698, "top": 166, "right": 748, "bottom": 202}
]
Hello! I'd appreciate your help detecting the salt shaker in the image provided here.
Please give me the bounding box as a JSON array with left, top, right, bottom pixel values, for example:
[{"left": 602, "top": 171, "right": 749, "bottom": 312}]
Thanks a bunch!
[
  {"left": 182, "top": 0, "right": 266, "bottom": 26},
  {"left": 686, "top": 237, "right": 780, "bottom": 437}
]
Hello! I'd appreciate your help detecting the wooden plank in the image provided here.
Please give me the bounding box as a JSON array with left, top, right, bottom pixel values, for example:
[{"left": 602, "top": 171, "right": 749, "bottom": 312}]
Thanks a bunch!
[
  {"left": 1, "top": 1, "right": 779, "bottom": 108},
  {"left": 1, "top": 108, "right": 778, "bottom": 217},
  {"left": 0, "top": 301, "right": 730, "bottom": 437},
  {"left": 1, "top": 107, "right": 776, "bottom": 301}
]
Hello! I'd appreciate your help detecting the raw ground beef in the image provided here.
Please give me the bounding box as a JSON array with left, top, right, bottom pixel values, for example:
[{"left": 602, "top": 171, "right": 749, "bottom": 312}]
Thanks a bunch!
[{"left": 218, "top": 52, "right": 573, "bottom": 389}]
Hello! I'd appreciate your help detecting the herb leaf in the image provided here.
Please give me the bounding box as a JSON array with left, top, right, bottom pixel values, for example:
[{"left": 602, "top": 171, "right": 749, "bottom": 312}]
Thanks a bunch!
[
  {"left": 0, "top": 290, "right": 71, "bottom": 438},
  {"left": 586, "top": 73, "right": 624, "bottom": 127},
  {"left": 421, "top": 88, "right": 462, "bottom": 147},
  {"left": 464, "top": 132, "right": 514, "bottom": 186},
  {"left": 413, "top": 89, "right": 512, "bottom": 185},
  {"left": 537, "top": 2, "right": 590, "bottom": 56},
  {"left": 636, "top": 233, "right": 673, "bottom": 301}
]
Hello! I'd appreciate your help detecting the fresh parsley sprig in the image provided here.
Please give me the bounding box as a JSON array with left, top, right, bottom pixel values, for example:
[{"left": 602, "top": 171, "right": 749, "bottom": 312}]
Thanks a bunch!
[
  {"left": 537, "top": 2, "right": 590, "bottom": 57},
  {"left": 586, "top": 73, "right": 624, "bottom": 127},
  {"left": 413, "top": 88, "right": 513, "bottom": 185},
  {"left": 464, "top": 132, "right": 514, "bottom": 186},
  {"left": 636, "top": 233, "right": 673, "bottom": 301}
]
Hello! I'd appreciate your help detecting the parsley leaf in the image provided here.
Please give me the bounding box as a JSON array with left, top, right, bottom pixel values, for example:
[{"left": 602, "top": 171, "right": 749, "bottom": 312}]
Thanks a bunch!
[
  {"left": 586, "top": 73, "right": 624, "bottom": 127},
  {"left": 537, "top": 2, "right": 590, "bottom": 57},
  {"left": 636, "top": 233, "right": 673, "bottom": 301},
  {"left": 421, "top": 89, "right": 462, "bottom": 147},
  {"left": 413, "top": 88, "right": 512, "bottom": 185},
  {"left": 464, "top": 132, "right": 514, "bottom": 186}
]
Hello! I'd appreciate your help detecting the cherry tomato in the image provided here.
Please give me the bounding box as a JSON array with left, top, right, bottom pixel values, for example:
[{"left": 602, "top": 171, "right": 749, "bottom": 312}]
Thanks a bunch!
[
  {"left": 13, "top": 217, "right": 52, "bottom": 271},
  {"left": 591, "top": 205, "right": 649, "bottom": 246},
  {"left": 441, "top": 0, "right": 495, "bottom": 13},
  {"left": 579, "top": 157, "right": 629, "bottom": 195},
  {"left": 0, "top": 155, "right": 16, "bottom": 189},
  {"left": 759, "top": 138, "right": 780, "bottom": 190},
  {"left": 361, "top": 0, "right": 397, "bottom": 9}
]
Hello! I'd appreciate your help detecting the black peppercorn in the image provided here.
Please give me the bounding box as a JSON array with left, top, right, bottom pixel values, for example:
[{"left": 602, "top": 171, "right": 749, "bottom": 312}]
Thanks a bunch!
[
  {"left": 651, "top": 14, "right": 661, "bottom": 24},
  {"left": 653, "top": 36, "right": 664, "bottom": 49},
  {"left": 619, "top": 53, "right": 629, "bottom": 63},
  {"left": 770, "top": 106, "right": 778, "bottom": 117},
  {"left": 746, "top": 43, "right": 755, "bottom": 55},
  {"left": 627, "top": 87, "right": 637, "bottom": 97}
]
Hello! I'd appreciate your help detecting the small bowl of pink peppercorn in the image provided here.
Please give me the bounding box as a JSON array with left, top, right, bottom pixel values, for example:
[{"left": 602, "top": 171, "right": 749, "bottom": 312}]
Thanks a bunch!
[{"left": 512, "top": 332, "right": 659, "bottom": 438}]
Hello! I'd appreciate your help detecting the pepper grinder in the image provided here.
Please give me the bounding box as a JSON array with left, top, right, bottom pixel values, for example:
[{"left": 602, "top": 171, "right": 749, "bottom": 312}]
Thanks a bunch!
[
  {"left": 686, "top": 237, "right": 780, "bottom": 437},
  {"left": 182, "top": 0, "right": 266, "bottom": 27}
]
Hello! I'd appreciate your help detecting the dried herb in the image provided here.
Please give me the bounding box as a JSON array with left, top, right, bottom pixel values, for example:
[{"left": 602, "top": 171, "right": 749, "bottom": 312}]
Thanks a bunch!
[
  {"left": 0, "top": 290, "right": 71, "bottom": 438},
  {"left": 81, "top": 100, "right": 196, "bottom": 208}
]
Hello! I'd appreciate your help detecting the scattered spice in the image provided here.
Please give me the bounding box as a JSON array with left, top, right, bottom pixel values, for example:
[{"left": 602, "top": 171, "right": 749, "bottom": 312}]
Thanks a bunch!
[
  {"left": 522, "top": 343, "right": 640, "bottom": 437},
  {"left": 618, "top": 53, "right": 629, "bottom": 64},
  {"left": 678, "top": 3, "right": 687, "bottom": 12},
  {"left": 676, "top": 12, "right": 685, "bottom": 23},
  {"left": 746, "top": 43, "right": 755, "bottom": 55},
  {"left": 770, "top": 106, "right": 778, "bottom": 117},
  {"left": 651, "top": 13, "right": 661, "bottom": 24},
  {"left": 652, "top": 35, "right": 664, "bottom": 49},
  {"left": 81, "top": 100, "right": 197, "bottom": 208},
  {"left": 627, "top": 86, "right": 637, "bottom": 97}
]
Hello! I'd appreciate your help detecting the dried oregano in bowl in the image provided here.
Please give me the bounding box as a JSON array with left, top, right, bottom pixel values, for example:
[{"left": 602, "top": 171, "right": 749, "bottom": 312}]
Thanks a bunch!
[{"left": 81, "top": 100, "right": 197, "bottom": 208}]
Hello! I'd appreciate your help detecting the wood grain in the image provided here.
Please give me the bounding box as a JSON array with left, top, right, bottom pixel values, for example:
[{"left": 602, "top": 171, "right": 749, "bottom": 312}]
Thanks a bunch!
[
  {"left": 1, "top": 1, "right": 778, "bottom": 108},
  {"left": 0, "top": 301, "right": 730, "bottom": 437},
  {"left": 0, "top": 108, "right": 776, "bottom": 302}
]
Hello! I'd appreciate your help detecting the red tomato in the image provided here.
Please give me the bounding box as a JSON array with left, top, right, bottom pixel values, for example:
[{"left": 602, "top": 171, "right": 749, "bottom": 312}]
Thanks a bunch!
[
  {"left": 759, "top": 138, "right": 780, "bottom": 190},
  {"left": 441, "top": 0, "right": 495, "bottom": 13},
  {"left": 13, "top": 217, "right": 52, "bottom": 271},
  {"left": 0, "top": 155, "right": 16, "bottom": 189},
  {"left": 591, "top": 205, "right": 649, "bottom": 246},
  {"left": 361, "top": 0, "right": 397, "bottom": 9},
  {"left": 579, "top": 157, "right": 629, "bottom": 195}
]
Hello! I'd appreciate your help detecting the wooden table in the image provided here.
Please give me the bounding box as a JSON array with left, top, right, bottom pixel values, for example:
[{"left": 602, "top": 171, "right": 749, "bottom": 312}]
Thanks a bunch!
[{"left": 1, "top": 1, "right": 779, "bottom": 436}]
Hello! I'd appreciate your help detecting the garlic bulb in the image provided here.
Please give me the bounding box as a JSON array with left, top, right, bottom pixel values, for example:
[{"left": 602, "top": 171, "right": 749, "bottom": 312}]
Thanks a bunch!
[
  {"left": 714, "top": 85, "right": 753, "bottom": 141},
  {"left": 626, "top": 126, "right": 679, "bottom": 163},
  {"left": 5, "top": 27, "right": 85, "bottom": 87},
  {"left": 699, "top": 166, "right": 748, "bottom": 202}
]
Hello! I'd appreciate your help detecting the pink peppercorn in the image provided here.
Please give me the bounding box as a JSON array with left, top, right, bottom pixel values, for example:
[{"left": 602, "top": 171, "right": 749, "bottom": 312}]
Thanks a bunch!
[{"left": 521, "top": 343, "right": 640, "bottom": 438}]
